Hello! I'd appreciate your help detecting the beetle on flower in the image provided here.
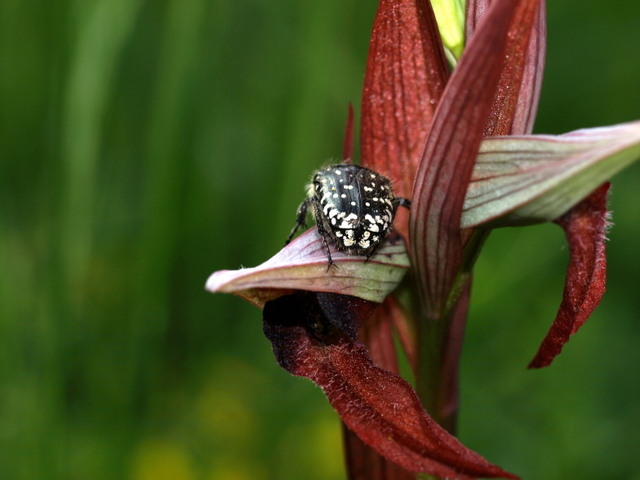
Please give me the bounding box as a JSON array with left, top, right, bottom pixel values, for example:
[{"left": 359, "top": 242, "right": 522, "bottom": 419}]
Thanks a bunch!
[
  {"left": 286, "top": 164, "right": 411, "bottom": 267},
  {"left": 207, "top": 0, "right": 640, "bottom": 478}
]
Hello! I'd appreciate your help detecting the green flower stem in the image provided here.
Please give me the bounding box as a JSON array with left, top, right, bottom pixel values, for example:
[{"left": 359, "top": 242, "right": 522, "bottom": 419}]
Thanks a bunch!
[{"left": 415, "top": 229, "right": 491, "bottom": 435}]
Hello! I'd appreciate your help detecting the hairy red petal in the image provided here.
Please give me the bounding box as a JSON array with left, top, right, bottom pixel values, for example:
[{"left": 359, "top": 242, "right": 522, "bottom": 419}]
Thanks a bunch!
[
  {"left": 347, "top": 295, "right": 418, "bottom": 478},
  {"left": 263, "top": 292, "right": 517, "bottom": 479},
  {"left": 411, "top": 0, "right": 541, "bottom": 316},
  {"left": 360, "top": 0, "right": 449, "bottom": 200},
  {"left": 528, "top": 182, "right": 610, "bottom": 368},
  {"left": 343, "top": 423, "right": 416, "bottom": 480}
]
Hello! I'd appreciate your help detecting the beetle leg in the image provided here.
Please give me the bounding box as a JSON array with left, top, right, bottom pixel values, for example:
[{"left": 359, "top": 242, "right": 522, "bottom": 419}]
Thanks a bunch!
[
  {"left": 311, "top": 198, "right": 337, "bottom": 270},
  {"left": 285, "top": 197, "right": 312, "bottom": 245},
  {"left": 364, "top": 249, "right": 376, "bottom": 262},
  {"left": 396, "top": 197, "right": 411, "bottom": 209}
]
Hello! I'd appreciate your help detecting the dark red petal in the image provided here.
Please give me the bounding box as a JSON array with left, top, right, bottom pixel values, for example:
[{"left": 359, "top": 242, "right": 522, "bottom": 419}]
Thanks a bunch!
[
  {"left": 528, "top": 182, "right": 610, "bottom": 368},
  {"left": 383, "top": 295, "right": 418, "bottom": 374},
  {"left": 343, "top": 103, "right": 355, "bottom": 163},
  {"left": 509, "top": 0, "right": 546, "bottom": 135},
  {"left": 436, "top": 276, "right": 471, "bottom": 432},
  {"left": 360, "top": 0, "right": 449, "bottom": 200},
  {"left": 360, "top": 298, "right": 403, "bottom": 374},
  {"left": 342, "top": 423, "right": 416, "bottom": 480},
  {"left": 345, "top": 297, "right": 417, "bottom": 479},
  {"left": 465, "top": 0, "right": 490, "bottom": 36},
  {"left": 410, "top": 0, "right": 541, "bottom": 317},
  {"left": 263, "top": 292, "right": 517, "bottom": 479},
  {"left": 466, "top": 0, "right": 545, "bottom": 135}
]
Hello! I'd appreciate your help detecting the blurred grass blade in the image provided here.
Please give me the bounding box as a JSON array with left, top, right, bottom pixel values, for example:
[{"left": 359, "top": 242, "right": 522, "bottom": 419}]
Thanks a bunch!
[{"left": 61, "top": 0, "right": 144, "bottom": 297}]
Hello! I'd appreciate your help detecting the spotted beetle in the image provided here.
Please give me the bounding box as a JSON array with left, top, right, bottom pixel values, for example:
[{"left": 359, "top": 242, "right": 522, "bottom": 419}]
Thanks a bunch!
[{"left": 285, "top": 164, "right": 411, "bottom": 267}]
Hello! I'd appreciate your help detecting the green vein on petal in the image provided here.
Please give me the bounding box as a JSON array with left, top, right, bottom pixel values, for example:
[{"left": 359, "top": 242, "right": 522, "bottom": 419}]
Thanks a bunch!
[
  {"left": 205, "top": 228, "right": 410, "bottom": 308},
  {"left": 463, "top": 120, "right": 640, "bottom": 228}
]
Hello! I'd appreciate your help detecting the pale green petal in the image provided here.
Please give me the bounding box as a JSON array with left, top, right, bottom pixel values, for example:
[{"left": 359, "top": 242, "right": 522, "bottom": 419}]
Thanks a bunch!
[
  {"left": 205, "top": 229, "right": 409, "bottom": 308},
  {"left": 432, "top": 0, "right": 466, "bottom": 61},
  {"left": 462, "top": 121, "right": 640, "bottom": 228}
]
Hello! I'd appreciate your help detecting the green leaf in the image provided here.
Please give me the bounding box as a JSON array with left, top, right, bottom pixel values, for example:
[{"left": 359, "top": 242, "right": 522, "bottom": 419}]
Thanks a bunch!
[{"left": 462, "top": 120, "right": 640, "bottom": 228}]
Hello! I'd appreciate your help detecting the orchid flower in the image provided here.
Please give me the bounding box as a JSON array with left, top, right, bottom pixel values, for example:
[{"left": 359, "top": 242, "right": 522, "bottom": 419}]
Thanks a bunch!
[{"left": 206, "top": 0, "right": 640, "bottom": 478}]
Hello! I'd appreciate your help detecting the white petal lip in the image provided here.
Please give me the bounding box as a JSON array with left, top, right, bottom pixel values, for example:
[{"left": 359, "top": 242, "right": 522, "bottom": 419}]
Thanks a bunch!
[
  {"left": 463, "top": 120, "right": 640, "bottom": 228},
  {"left": 206, "top": 228, "right": 410, "bottom": 308}
]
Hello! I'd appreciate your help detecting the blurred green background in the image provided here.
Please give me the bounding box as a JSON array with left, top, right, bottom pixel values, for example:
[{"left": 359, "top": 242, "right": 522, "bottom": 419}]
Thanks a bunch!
[{"left": 1, "top": 0, "right": 639, "bottom": 479}]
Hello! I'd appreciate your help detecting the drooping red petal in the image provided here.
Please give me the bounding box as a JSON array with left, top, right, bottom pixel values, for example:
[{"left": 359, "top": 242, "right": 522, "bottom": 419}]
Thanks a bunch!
[
  {"left": 343, "top": 103, "right": 355, "bottom": 163},
  {"left": 342, "top": 424, "right": 416, "bottom": 480},
  {"left": 360, "top": 0, "right": 449, "bottom": 201},
  {"left": 466, "top": 0, "right": 546, "bottom": 136},
  {"left": 345, "top": 298, "right": 415, "bottom": 479},
  {"left": 263, "top": 291, "right": 518, "bottom": 479},
  {"left": 528, "top": 182, "right": 610, "bottom": 368},
  {"left": 410, "top": 0, "right": 541, "bottom": 317}
]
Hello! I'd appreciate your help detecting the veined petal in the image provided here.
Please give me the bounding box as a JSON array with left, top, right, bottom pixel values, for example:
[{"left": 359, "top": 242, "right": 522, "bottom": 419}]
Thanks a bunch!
[
  {"left": 410, "top": 0, "right": 541, "bottom": 316},
  {"left": 466, "top": 0, "right": 546, "bottom": 136},
  {"left": 342, "top": 425, "right": 416, "bottom": 480},
  {"left": 360, "top": 0, "right": 449, "bottom": 200},
  {"left": 343, "top": 296, "right": 416, "bottom": 479},
  {"left": 528, "top": 182, "right": 610, "bottom": 368},
  {"left": 205, "top": 228, "right": 410, "bottom": 307},
  {"left": 509, "top": 0, "right": 546, "bottom": 136},
  {"left": 263, "top": 291, "right": 517, "bottom": 479},
  {"left": 462, "top": 120, "right": 640, "bottom": 228}
]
